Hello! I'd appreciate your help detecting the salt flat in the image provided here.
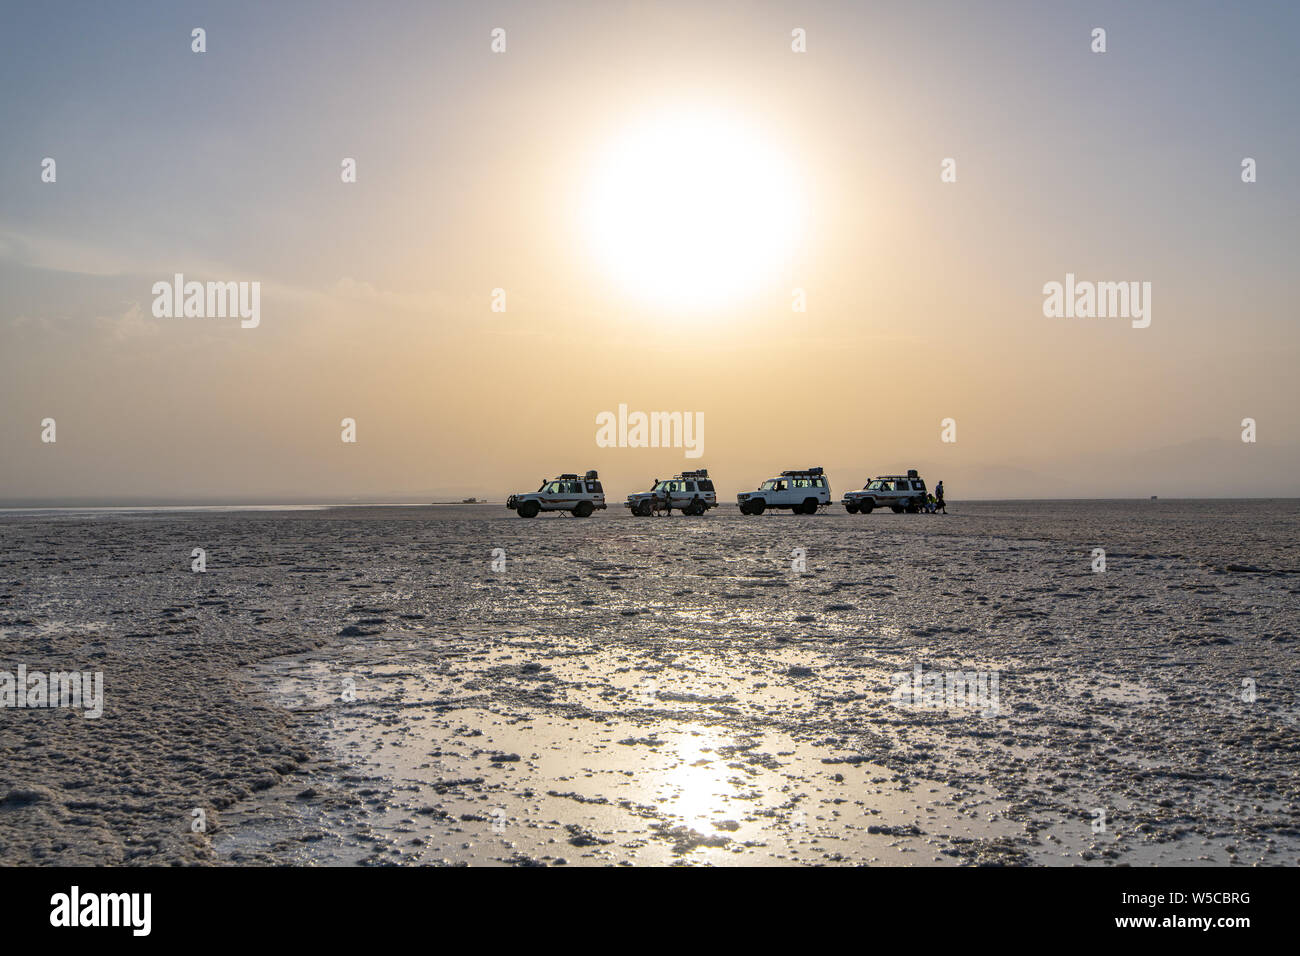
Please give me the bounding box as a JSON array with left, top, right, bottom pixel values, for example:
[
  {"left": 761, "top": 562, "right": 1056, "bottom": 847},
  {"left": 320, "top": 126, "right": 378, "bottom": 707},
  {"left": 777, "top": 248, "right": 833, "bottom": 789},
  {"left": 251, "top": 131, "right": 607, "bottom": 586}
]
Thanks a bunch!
[{"left": 1, "top": 500, "right": 1297, "bottom": 865}]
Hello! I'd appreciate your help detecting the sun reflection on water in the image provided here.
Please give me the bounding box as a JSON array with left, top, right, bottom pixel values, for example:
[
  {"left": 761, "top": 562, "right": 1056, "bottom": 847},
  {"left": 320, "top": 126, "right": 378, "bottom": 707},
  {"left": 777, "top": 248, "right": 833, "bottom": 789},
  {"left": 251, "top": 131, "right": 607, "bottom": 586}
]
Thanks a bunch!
[{"left": 654, "top": 727, "right": 735, "bottom": 831}]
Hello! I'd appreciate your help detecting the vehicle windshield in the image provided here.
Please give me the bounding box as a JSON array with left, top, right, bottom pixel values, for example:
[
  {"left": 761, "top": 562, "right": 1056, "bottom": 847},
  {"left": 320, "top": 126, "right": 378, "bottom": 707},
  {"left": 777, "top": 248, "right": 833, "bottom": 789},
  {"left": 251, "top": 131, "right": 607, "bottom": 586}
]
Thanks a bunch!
[
  {"left": 654, "top": 481, "right": 671, "bottom": 492},
  {"left": 760, "top": 479, "right": 778, "bottom": 491},
  {"left": 868, "top": 479, "right": 890, "bottom": 491}
]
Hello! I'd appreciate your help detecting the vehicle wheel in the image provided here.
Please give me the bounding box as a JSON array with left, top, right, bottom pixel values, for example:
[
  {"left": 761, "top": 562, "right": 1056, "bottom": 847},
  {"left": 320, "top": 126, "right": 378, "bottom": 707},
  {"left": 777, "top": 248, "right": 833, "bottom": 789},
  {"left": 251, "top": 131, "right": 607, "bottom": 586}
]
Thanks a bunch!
[
  {"left": 859, "top": 501, "right": 874, "bottom": 514},
  {"left": 517, "top": 501, "right": 540, "bottom": 518},
  {"left": 687, "top": 498, "right": 704, "bottom": 516},
  {"left": 845, "top": 503, "right": 859, "bottom": 514},
  {"left": 572, "top": 501, "right": 594, "bottom": 518},
  {"left": 800, "top": 498, "right": 818, "bottom": 515},
  {"left": 635, "top": 500, "right": 653, "bottom": 517},
  {"left": 750, "top": 499, "right": 766, "bottom": 515},
  {"left": 890, "top": 505, "right": 904, "bottom": 514}
]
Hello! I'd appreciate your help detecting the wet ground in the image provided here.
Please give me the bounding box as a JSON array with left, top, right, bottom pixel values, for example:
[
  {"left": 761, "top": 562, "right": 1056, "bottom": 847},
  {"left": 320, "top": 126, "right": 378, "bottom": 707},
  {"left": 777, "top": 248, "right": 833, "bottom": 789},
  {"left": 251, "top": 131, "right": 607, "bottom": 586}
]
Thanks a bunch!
[{"left": 2, "top": 500, "right": 1298, "bottom": 865}]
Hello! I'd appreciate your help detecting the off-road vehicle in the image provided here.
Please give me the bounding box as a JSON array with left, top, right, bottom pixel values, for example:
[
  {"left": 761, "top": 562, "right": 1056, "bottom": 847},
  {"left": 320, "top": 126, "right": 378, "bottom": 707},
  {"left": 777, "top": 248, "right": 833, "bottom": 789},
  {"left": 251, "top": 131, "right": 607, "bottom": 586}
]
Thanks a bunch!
[
  {"left": 842, "top": 470, "right": 927, "bottom": 514},
  {"left": 737, "top": 467, "right": 831, "bottom": 515},
  {"left": 625, "top": 468, "right": 717, "bottom": 516},
  {"left": 506, "top": 470, "right": 606, "bottom": 518}
]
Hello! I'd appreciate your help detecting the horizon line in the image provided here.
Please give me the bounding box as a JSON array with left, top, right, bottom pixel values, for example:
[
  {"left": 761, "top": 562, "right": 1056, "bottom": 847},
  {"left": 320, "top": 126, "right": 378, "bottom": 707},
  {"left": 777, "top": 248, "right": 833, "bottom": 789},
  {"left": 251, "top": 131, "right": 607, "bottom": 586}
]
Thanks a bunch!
[{"left": 2, "top": 496, "right": 1299, "bottom": 514}]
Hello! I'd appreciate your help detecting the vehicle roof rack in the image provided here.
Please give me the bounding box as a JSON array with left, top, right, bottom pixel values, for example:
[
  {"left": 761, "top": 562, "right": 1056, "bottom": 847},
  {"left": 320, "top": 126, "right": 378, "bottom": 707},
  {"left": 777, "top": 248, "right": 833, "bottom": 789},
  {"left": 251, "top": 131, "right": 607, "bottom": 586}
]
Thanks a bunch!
[
  {"left": 780, "top": 466, "right": 823, "bottom": 477},
  {"left": 585, "top": 470, "right": 599, "bottom": 479},
  {"left": 681, "top": 468, "right": 709, "bottom": 479}
]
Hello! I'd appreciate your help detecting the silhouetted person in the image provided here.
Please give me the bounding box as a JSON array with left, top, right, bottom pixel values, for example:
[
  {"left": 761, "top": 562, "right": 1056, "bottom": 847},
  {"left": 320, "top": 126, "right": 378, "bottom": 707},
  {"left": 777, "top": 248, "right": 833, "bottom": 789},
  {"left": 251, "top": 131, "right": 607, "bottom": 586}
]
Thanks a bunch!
[{"left": 934, "top": 481, "right": 946, "bottom": 514}]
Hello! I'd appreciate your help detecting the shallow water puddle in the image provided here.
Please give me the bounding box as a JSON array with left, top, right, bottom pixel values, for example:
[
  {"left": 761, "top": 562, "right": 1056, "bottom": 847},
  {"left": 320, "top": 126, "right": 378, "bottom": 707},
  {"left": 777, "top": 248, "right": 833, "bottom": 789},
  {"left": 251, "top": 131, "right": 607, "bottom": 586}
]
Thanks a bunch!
[{"left": 243, "top": 646, "right": 1022, "bottom": 865}]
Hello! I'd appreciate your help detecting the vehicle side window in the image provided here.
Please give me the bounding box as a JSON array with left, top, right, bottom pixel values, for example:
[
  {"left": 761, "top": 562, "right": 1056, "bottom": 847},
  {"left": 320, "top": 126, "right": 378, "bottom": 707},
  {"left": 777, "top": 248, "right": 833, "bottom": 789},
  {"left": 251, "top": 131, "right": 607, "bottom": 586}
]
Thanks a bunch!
[
  {"left": 816, "top": 477, "right": 826, "bottom": 487},
  {"left": 591, "top": 481, "right": 603, "bottom": 493},
  {"left": 912, "top": 481, "right": 924, "bottom": 491},
  {"left": 683, "top": 482, "right": 695, "bottom": 492},
  {"left": 700, "top": 480, "right": 714, "bottom": 492},
  {"left": 895, "top": 480, "right": 908, "bottom": 491}
]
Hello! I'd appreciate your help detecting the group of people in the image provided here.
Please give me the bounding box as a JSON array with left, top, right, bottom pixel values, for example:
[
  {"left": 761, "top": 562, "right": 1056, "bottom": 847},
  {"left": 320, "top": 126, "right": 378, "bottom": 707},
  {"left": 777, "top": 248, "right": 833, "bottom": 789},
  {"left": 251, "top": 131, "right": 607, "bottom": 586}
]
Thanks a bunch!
[{"left": 923, "top": 480, "right": 946, "bottom": 514}]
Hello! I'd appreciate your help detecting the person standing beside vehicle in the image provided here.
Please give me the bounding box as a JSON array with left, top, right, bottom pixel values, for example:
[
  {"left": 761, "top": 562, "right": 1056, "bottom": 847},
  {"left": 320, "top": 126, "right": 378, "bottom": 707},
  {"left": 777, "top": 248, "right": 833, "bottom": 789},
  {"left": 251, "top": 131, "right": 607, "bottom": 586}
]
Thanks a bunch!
[{"left": 934, "top": 480, "right": 946, "bottom": 514}]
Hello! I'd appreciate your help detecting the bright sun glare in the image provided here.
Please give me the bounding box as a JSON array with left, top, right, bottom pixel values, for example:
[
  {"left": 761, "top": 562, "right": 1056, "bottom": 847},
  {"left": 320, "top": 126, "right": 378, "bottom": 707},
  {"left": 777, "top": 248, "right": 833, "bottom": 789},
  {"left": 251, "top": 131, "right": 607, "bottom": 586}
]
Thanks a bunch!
[{"left": 584, "top": 109, "right": 807, "bottom": 311}]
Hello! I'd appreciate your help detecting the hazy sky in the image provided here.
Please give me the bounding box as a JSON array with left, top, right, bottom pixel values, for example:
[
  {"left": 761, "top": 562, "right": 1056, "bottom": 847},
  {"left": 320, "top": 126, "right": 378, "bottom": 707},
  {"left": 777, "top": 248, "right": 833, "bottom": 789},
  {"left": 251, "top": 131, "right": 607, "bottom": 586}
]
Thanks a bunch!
[{"left": 2, "top": 0, "right": 1297, "bottom": 503}]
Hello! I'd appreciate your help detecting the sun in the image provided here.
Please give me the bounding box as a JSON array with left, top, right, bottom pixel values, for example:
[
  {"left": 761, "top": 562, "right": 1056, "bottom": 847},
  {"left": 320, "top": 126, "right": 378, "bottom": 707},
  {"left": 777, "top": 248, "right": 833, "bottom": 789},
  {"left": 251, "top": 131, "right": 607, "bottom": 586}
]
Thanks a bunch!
[{"left": 582, "top": 108, "right": 807, "bottom": 312}]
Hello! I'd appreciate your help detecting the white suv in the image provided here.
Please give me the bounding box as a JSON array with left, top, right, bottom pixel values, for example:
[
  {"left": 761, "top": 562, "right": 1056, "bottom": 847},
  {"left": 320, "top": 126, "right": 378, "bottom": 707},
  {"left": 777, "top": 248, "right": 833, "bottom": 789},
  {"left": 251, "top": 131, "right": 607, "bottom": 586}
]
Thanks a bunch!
[
  {"left": 507, "top": 471, "right": 607, "bottom": 518},
  {"left": 737, "top": 467, "right": 831, "bottom": 515},
  {"left": 842, "top": 471, "right": 927, "bottom": 514},
  {"left": 626, "top": 468, "right": 717, "bottom": 516}
]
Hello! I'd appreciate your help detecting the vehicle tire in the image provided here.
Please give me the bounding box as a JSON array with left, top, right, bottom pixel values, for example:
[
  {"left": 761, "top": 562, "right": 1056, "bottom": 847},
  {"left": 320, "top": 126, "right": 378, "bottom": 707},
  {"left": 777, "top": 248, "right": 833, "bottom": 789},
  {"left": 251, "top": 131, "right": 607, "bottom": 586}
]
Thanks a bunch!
[
  {"left": 517, "top": 501, "right": 540, "bottom": 518},
  {"left": 800, "top": 498, "right": 818, "bottom": 515},
  {"left": 890, "top": 505, "right": 904, "bottom": 514},
  {"left": 750, "top": 499, "right": 766, "bottom": 515},
  {"left": 572, "top": 501, "right": 594, "bottom": 518},
  {"left": 859, "top": 500, "right": 874, "bottom": 514},
  {"left": 634, "top": 500, "right": 653, "bottom": 517},
  {"left": 845, "top": 503, "right": 859, "bottom": 514},
  {"left": 687, "top": 498, "right": 704, "bottom": 516}
]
